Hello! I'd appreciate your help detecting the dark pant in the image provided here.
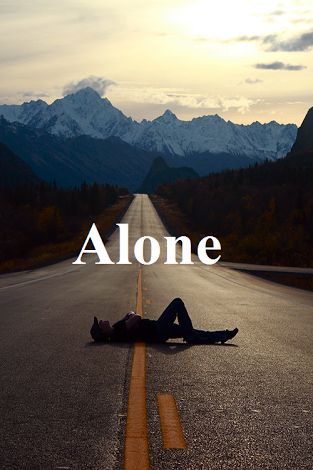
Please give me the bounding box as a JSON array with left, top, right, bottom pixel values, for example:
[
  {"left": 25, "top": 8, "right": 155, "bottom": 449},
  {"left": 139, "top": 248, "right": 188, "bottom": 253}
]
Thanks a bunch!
[{"left": 156, "top": 298, "right": 228, "bottom": 344}]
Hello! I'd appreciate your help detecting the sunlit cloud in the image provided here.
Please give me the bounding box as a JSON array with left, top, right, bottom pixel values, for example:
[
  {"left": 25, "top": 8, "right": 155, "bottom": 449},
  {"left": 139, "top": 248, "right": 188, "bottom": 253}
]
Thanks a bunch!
[
  {"left": 232, "top": 35, "right": 262, "bottom": 42},
  {"left": 245, "top": 78, "right": 263, "bottom": 85},
  {"left": 22, "top": 91, "right": 49, "bottom": 98},
  {"left": 268, "top": 10, "right": 284, "bottom": 16},
  {"left": 0, "top": 0, "right": 312, "bottom": 125},
  {"left": 116, "top": 88, "right": 259, "bottom": 114}
]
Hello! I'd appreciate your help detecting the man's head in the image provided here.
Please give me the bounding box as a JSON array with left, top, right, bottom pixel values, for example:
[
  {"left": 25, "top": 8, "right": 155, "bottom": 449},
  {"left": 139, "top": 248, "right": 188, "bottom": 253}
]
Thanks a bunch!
[{"left": 90, "top": 317, "right": 112, "bottom": 342}]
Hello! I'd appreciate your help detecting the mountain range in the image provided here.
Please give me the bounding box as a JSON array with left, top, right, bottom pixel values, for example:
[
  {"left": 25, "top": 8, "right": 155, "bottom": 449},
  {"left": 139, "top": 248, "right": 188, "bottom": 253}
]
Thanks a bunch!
[
  {"left": 154, "top": 103, "right": 313, "bottom": 268},
  {"left": 0, "top": 87, "right": 297, "bottom": 161},
  {"left": 0, "top": 118, "right": 155, "bottom": 190}
]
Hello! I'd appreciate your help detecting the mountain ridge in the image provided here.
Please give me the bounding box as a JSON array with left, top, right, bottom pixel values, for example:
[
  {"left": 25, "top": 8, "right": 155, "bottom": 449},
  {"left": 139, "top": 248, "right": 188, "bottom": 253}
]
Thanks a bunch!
[
  {"left": 0, "top": 87, "right": 297, "bottom": 161},
  {"left": 138, "top": 156, "right": 198, "bottom": 194},
  {"left": 289, "top": 106, "right": 313, "bottom": 155},
  {"left": 0, "top": 116, "right": 273, "bottom": 188},
  {"left": 0, "top": 142, "right": 40, "bottom": 187},
  {"left": 0, "top": 117, "right": 157, "bottom": 190}
]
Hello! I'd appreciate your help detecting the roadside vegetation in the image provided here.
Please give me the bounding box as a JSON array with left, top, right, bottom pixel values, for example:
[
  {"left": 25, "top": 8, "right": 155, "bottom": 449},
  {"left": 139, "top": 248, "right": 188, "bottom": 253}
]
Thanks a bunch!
[
  {"left": 0, "top": 183, "right": 132, "bottom": 273},
  {"left": 152, "top": 154, "right": 313, "bottom": 291}
]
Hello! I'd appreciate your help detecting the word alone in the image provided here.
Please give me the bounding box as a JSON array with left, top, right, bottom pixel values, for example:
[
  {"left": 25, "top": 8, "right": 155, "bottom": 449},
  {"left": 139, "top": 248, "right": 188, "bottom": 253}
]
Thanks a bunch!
[{"left": 73, "top": 223, "right": 221, "bottom": 266}]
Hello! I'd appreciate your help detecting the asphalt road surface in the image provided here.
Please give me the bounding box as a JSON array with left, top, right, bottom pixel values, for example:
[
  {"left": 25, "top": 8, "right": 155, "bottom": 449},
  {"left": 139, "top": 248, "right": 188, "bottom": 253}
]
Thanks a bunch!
[{"left": 0, "top": 194, "right": 312, "bottom": 470}]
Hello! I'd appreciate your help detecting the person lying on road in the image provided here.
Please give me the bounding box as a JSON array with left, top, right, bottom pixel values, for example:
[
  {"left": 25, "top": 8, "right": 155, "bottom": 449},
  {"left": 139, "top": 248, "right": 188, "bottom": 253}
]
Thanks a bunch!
[{"left": 90, "top": 298, "right": 238, "bottom": 344}]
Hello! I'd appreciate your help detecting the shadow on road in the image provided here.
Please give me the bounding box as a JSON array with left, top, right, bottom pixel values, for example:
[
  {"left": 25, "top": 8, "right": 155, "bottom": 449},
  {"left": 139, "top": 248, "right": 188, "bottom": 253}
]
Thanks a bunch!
[
  {"left": 149, "top": 341, "right": 238, "bottom": 354},
  {"left": 85, "top": 341, "right": 239, "bottom": 351},
  {"left": 85, "top": 341, "right": 130, "bottom": 349}
]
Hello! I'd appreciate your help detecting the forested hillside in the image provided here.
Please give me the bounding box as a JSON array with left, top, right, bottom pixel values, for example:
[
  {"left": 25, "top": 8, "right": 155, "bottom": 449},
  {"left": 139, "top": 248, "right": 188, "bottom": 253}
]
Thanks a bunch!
[
  {"left": 0, "top": 142, "right": 39, "bottom": 187},
  {"left": 0, "top": 182, "right": 129, "bottom": 271},
  {"left": 155, "top": 147, "right": 313, "bottom": 268}
]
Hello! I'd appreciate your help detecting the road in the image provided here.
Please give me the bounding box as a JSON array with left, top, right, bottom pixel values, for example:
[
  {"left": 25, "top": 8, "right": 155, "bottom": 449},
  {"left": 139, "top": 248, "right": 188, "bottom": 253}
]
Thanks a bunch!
[
  {"left": 219, "top": 261, "right": 313, "bottom": 274},
  {"left": 0, "top": 194, "right": 312, "bottom": 470}
]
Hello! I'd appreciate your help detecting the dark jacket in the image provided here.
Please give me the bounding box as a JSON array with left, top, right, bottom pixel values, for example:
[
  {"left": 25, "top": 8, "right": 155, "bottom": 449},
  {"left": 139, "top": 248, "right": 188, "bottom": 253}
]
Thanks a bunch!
[{"left": 111, "top": 318, "right": 159, "bottom": 342}]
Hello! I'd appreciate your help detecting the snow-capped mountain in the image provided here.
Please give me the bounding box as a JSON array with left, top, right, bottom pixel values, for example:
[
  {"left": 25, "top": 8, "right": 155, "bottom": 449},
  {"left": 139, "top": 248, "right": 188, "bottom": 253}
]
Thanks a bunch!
[
  {"left": 0, "top": 88, "right": 135, "bottom": 139},
  {"left": 124, "top": 110, "right": 296, "bottom": 160},
  {"left": 0, "top": 87, "right": 297, "bottom": 160}
]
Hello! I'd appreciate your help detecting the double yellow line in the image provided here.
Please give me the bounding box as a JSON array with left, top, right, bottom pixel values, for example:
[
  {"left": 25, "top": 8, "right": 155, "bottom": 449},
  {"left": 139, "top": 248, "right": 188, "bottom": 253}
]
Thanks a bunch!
[
  {"left": 124, "top": 269, "right": 186, "bottom": 470},
  {"left": 124, "top": 269, "right": 150, "bottom": 469}
]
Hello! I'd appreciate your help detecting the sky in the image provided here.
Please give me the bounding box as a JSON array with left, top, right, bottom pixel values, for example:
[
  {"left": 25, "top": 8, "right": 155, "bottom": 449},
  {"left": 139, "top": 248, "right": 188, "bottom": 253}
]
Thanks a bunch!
[{"left": 0, "top": 0, "right": 312, "bottom": 125}]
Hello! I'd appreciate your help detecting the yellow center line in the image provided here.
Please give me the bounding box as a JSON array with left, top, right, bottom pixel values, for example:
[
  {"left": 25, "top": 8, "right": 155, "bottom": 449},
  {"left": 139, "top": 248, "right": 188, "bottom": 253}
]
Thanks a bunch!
[
  {"left": 124, "top": 268, "right": 150, "bottom": 470},
  {"left": 157, "top": 394, "right": 187, "bottom": 449}
]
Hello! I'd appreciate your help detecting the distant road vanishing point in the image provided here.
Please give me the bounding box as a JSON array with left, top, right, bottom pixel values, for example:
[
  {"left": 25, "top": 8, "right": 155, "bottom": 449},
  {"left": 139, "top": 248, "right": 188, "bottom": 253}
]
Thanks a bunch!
[{"left": 0, "top": 194, "right": 312, "bottom": 470}]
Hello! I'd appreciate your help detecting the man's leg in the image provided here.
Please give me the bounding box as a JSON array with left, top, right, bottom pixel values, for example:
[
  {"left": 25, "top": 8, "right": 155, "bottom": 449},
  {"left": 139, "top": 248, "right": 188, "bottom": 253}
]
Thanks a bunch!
[
  {"left": 156, "top": 298, "right": 193, "bottom": 340},
  {"left": 187, "top": 328, "right": 238, "bottom": 344}
]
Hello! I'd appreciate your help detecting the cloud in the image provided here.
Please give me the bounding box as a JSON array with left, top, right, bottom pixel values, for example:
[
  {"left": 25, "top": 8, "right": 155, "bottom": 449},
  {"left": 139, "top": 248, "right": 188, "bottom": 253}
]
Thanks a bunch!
[
  {"left": 263, "top": 30, "right": 313, "bottom": 51},
  {"left": 270, "top": 10, "right": 284, "bottom": 16},
  {"left": 231, "top": 30, "right": 313, "bottom": 52},
  {"left": 120, "top": 88, "right": 258, "bottom": 114},
  {"left": 233, "top": 35, "right": 262, "bottom": 42},
  {"left": 22, "top": 91, "right": 49, "bottom": 99},
  {"left": 63, "top": 76, "right": 116, "bottom": 96},
  {"left": 245, "top": 78, "right": 263, "bottom": 85},
  {"left": 217, "top": 96, "right": 258, "bottom": 114},
  {"left": 254, "top": 61, "right": 307, "bottom": 71}
]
